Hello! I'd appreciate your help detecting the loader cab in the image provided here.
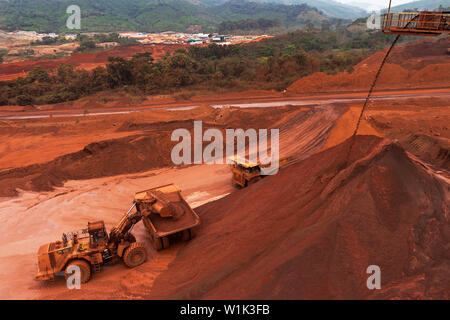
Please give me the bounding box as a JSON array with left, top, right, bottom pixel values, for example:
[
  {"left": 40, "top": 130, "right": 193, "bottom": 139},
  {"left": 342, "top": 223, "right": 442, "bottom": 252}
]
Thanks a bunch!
[{"left": 88, "top": 221, "right": 108, "bottom": 248}]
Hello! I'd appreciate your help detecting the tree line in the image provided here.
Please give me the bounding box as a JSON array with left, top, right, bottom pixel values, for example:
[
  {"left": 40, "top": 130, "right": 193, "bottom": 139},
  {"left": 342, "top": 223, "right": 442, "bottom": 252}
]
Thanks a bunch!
[{"left": 0, "top": 29, "right": 394, "bottom": 106}]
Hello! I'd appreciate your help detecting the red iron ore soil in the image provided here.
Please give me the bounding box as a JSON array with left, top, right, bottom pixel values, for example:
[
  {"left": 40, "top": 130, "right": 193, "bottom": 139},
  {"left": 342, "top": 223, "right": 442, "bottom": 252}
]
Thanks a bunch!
[
  {"left": 147, "top": 135, "right": 449, "bottom": 299},
  {"left": 0, "top": 106, "right": 300, "bottom": 197},
  {"left": 288, "top": 37, "right": 450, "bottom": 94}
]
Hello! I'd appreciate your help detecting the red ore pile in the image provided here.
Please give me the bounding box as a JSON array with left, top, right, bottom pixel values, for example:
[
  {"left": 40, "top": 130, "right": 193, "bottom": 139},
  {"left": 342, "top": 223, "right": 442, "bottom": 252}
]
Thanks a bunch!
[{"left": 148, "top": 135, "right": 449, "bottom": 300}]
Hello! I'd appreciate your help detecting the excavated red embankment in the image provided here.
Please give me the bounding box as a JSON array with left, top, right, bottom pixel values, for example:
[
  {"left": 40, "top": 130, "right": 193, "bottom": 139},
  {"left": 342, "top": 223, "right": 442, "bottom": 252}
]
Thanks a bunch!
[
  {"left": 147, "top": 135, "right": 449, "bottom": 300},
  {"left": 288, "top": 37, "right": 450, "bottom": 94},
  {"left": 0, "top": 106, "right": 298, "bottom": 197},
  {"left": 0, "top": 123, "right": 181, "bottom": 197}
]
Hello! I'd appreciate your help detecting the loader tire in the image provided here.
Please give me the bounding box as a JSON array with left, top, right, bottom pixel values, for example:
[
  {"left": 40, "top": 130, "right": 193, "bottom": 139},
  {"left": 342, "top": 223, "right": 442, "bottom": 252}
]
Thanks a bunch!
[
  {"left": 65, "top": 260, "right": 91, "bottom": 284},
  {"left": 123, "top": 243, "right": 147, "bottom": 268},
  {"left": 124, "top": 233, "right": 136, "bottom": 243}
]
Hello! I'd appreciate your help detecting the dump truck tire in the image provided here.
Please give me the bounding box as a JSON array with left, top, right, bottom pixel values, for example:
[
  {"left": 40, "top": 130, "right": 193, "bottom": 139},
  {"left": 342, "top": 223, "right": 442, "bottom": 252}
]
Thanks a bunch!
[
  {"left": 162, "top": 237, "right": 170, "bottom": 249},
  {"left": 123, "top": 243, "right": 147, "bottom": 268},
  {"left": 152, "top": 237, "right": 163, "bottom": 251},
  {"left": 182, "top": 229, "right": 192, "bottom": 241},
  {"left": 248, "top": 177, "right": 261, "bottom": 185},
  {"left": 65, "top": 260, "right": 91, "bottom": 284}
]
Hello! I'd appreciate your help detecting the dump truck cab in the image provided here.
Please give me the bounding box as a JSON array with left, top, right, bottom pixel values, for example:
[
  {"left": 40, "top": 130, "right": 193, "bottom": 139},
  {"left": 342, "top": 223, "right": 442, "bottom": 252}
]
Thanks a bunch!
[{"left": 230, "top": 159, "right": 262, "bottom": 188}]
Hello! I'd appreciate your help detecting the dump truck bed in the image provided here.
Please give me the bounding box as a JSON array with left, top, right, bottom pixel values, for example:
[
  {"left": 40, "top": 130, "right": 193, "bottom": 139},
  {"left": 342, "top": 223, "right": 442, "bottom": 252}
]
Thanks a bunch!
[
  {"left": 144, "top": 199, "right": 199, "bottom": 237},
  {"left": 136, "top": 184, "right": 200, "bottom": 239}
]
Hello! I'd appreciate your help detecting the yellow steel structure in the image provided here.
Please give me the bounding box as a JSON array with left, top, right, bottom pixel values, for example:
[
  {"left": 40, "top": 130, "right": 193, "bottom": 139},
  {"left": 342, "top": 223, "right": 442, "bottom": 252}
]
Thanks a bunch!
[{"left": 382, "top": 1, "right": 449, "bottom": 36}]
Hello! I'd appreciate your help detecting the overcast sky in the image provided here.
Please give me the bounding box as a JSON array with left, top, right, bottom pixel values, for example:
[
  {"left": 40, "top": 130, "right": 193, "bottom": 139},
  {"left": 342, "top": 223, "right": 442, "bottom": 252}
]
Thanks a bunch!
[{"left": 336, "top": 0, "right": 418, "bottom": 12}]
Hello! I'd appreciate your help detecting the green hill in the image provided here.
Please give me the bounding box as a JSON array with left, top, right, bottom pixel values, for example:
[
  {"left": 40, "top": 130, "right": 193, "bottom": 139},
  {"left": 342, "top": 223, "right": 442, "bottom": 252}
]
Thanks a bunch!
[
  {"left": 0, "top": 0, "right": 210, "bottom": 33},
  {"left": 198, "top": 0, "right": 367, "bottom": 19},
  {"left": 0, "top": 0, "right": 339, "bottom": 33}
]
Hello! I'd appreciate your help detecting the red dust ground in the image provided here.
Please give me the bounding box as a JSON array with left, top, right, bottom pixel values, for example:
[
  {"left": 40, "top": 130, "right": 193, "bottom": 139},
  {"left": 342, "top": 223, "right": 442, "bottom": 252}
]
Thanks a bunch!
[{"left": 0, "top": 38, "right": 448, "bottom": 299}]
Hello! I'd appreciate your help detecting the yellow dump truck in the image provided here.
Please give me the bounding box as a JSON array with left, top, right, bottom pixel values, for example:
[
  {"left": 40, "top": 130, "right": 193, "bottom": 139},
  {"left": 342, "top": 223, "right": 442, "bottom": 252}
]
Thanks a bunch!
[
  {"left": 230, "top": 160, "right": 263, "bottom": 188},
  {"left": 230, "top": 156, "right": 291, "bottom": 187},
  {"left": 136, "top": 184, "right": 201, "bottom": 251}
]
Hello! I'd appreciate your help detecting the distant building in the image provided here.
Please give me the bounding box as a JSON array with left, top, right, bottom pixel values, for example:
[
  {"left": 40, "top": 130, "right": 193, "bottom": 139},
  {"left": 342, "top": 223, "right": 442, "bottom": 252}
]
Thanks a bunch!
[
  {"left": 211, "top": 35, "right": 228, "bottom": 43},
  {"left": 119, "top": 32, "right": 148, "bottom": 38},
  {"left": 17, "top": 31, "right": 38, "bottom": 36},
  {"left": 187, "top": 39, "right": 203, "bottom": 45}
]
